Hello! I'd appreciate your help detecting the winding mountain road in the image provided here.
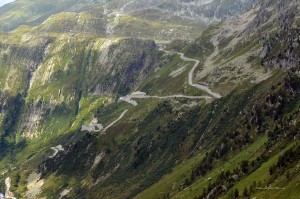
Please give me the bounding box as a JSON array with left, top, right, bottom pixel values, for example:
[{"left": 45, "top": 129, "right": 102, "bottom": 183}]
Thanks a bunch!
[
  {"left": 160, "top": 48, "right": 222, "bottom": 99},
  {"left": 92, "top": 43, "right": 221, "bottom": 132},
  {"left": 120, "top": 45, "right": 221, "bottom": 107}
]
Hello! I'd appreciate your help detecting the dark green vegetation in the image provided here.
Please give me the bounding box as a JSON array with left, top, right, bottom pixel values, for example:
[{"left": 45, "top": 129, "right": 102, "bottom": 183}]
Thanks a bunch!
[
  {"left": 0, "top": 0, "right": 299, "bottom": 199},
  {"left": 137, "top": 72, "right": 300, "bottom": 199}
]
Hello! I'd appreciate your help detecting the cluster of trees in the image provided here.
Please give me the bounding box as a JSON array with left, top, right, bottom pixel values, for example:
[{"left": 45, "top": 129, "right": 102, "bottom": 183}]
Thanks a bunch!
[
  {"left": 265, "top": 74, "right": 300, "bottom": 151},
  {"left": 226, "top": 180, "right": 262, "bottom": 199},
  {"left": 3, "top": 93, "right": 24, "bottom": 136},
  {"left": 269, "top": 144, "right": 300, "bottom": 176},
  {"left": 0, "top": 138, "right": 9, "bottom": 160},
  {"left": 185, "top": 74, "right": 300, "bottom": 198},
  {"left": 188, "top": 122, "right": 261, "bottom": 186},
  {"left": 0, "top": 93, "right": 24, "bottom": 161},
  {"left": 265, "top": 74, "right": 300, "bottom": 121},
  {"left": 193, "top": 154, "right": 266, "bottom": 199}
]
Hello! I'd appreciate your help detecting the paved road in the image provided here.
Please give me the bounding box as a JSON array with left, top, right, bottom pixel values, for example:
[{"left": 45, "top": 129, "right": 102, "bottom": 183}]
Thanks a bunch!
[
  {"left": 103, "top": 110, "right": 128, "bottom": 131},
  {"left": 160, "top": 48, "right": 222, "bottom": 98},
  {"left": 119, "top": 94, "right": 211, "bottom": 106}
]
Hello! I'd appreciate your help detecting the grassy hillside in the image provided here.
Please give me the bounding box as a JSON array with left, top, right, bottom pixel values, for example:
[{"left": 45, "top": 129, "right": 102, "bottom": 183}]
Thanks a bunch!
[
  {"left": 138, "top": 71, "right": 300, "bottom": 199},
  {"left": 0, "top": 0, "right": 105, "bottom": 31}
]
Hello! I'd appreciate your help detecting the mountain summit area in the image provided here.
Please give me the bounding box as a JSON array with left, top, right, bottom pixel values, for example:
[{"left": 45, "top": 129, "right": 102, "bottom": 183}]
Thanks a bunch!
[{"left": 0, "top": 0, "right": 299, "bottom": 198}]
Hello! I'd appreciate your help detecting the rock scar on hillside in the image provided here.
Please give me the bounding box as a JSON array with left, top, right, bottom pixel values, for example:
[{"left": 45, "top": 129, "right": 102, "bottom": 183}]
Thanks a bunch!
[{"left": 26, "top": 172, "right": 44, "bottom": 199}]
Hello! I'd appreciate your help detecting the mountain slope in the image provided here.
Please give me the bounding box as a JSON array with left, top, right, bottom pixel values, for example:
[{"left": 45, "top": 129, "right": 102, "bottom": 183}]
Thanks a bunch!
[
  {"left": 0, "top": 0, "right": 258, "bottom": 40},
  {"left": 0, "top": 0, "right": 299, "bottom": 199}
]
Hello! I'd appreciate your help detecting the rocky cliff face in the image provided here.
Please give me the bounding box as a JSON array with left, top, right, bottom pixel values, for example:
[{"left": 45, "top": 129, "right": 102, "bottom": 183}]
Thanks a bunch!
[
  {"left": 157, "top": 0, "right": 256, "bottom": 21},
  {"left": 0, "top": 35, "right": 51, "bottom": 96},
  {"left": 0, "top": 34, "right": 52, "bottom": 144},
  {"left": 259, "top": 0, "right": 300, "bottom": 70},
  {"left": 179, "top": 0, "right": 299, "bottom": 95},
  {"left": 0, "top": 29, "right": 158, "bottom": 141}
]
